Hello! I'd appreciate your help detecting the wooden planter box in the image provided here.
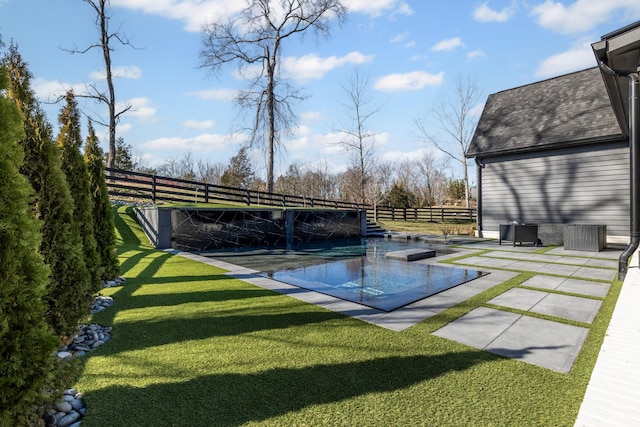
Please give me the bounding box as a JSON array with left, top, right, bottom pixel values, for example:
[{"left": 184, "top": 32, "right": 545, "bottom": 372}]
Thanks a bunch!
[{"left": 563, "top": 224, "right": 606, "bottom": 252}]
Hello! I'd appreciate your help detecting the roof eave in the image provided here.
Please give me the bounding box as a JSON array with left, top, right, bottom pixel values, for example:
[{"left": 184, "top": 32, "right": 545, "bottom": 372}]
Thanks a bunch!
[
  {"left": 592, "top": 21, "right": 640, "bottom": 137},
  {"left": 466, "top": 134, "right": 627, "bottom": 159}
]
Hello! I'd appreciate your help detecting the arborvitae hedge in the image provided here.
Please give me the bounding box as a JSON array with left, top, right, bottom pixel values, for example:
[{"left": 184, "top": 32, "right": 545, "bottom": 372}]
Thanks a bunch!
[
  {"left": 57, "top": 91, "right": 102, "bottom": 294},
  {"left": 0, "top": 55, "right": 58, "bottom": 427},
  {"left": 85, "top": 121, "right": 120, "bottom": 280},
  {"left": 3, "top": 43, "right": 92, "bottom": 337}
]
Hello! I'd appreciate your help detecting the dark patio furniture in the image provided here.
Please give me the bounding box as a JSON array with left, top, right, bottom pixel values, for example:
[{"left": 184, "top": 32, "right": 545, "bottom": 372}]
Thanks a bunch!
[
  {"left": 499, "top": 223, "right": 539, "bottom": 246},
  {"left": 537, "top": 223, "right": 565, "bottom": 246},
  {"left": 564, "top": 224, "right": 607, "bottom": 252}
]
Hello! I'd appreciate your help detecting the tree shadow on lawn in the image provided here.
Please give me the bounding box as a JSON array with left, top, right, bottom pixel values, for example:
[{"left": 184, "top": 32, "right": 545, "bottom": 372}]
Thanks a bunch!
[
  {"left": 83, "top": 350, "right": 498, "bottom": 426},
  {"left": 113, "top": 205, "right": 144, "bottom": 248},
  {"left": 95, "top": 304, "right": 347, "bottom": 355}
]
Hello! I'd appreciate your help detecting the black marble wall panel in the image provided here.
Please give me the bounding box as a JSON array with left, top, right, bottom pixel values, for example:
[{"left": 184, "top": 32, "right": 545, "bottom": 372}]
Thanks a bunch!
[
  {"left": 292, "top": 210, "right": 361, "bottom": 244},
  {"left": 169, "top": 208, "right": 362, "bottom": 251}
]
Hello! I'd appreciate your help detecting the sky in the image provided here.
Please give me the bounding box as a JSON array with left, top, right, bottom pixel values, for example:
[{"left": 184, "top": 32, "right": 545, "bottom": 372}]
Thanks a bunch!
[{"left": 1, "top": 0, "right": 640, "bottom": 183}]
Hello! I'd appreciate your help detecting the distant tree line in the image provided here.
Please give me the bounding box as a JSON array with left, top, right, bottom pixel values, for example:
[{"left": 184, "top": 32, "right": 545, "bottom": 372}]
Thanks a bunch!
[{"left": 0, "top": 40, "right": 119, "bottom": 425}]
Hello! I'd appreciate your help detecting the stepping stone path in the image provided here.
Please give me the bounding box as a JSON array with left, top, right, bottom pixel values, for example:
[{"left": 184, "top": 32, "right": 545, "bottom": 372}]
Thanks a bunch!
[{"left": 44, "top": 277, "right": 124, "bottom": 426}]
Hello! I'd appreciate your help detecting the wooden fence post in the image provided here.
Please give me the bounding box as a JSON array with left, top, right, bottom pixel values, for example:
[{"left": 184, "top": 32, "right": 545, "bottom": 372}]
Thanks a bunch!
[{"left": 151, "top": 175, "right": 157, "bottom": 204}]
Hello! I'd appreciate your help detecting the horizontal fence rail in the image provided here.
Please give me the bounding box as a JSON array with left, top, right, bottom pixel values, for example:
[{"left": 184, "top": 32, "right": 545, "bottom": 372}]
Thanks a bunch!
[{"left": 105, "top": 167, "right": 476, "bottom": 223}]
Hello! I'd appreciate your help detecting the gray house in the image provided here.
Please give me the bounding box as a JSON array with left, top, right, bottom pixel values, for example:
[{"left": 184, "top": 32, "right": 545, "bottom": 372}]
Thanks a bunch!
[{"left": 466, "top": 67, "right": 629, "bottom": 243}]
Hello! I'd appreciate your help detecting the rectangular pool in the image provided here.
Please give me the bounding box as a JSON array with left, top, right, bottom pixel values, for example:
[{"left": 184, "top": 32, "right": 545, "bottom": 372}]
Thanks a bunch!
[
  {"left": 265, "top": 257, "right": 481, "bottom": 311},
  {"left": 203, "top": 238, "right": 482, "bottom": 312}
]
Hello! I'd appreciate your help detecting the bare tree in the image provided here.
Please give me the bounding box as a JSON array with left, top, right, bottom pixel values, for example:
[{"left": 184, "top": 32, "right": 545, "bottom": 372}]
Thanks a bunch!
[
  {"left": 197, "top": 159, "right": 225, "bottom": 185},
  {"left": 365, "top": 161, "right": 393, "bottom": 217},
  {"left": 335, "top": 68, "right": 381, "bottom": 205},
  {"left": 199, "top": 0, "right": 346, "bottom": 193},
  {"left": 304, "top": 160, "right": 338, "bottom": 200},
  {"left": 413, "top": 150, "right": 449, "bottom": 207},
  {"left": 415, "top": 75, "right": 481, "bottom": 208},
  {"left": 338, "top": 167, "right": 363, "bottom": 204},
  {"left": 66, "top": 0, "right": 134, "bottom": 170}
]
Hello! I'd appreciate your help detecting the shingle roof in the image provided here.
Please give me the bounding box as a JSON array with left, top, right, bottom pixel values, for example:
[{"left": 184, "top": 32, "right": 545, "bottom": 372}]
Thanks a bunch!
[{"left": 466, "top": 67, "right": 625, "bottom": 158}]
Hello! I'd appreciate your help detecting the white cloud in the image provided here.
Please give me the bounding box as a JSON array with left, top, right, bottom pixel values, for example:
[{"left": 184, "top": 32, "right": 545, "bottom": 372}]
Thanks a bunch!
[
  {"left": 390, "top": 32, "right": 409, "bottom": 43},
  {"left": 534, "top": 39, "right": 595, "bottom": 77},
  {"left": 467, "top": 50, "right": 486, "bottom": 61},
  {"left": 342, "top": 0, "right": 413, "bottom": 17},
  {"left": 190, "top": 88, "right": 237, "bottom": 101},
  {"left": 300, "top": 111, "right": 326, "bottom": 123},
  {"left": 380, "top": 147, "right": 431, "bottom": 163},
  {"left": 282, "top": 51, "right": 374, "bottom": 81},
  {"left": 141, "top": 132, "right": 245, "bottom": 153},
  {"left": 531, "top": 0, "right": 640, "bottom": 34},
  {"left": 473, "top": 2, "right": 516, "bottom": 23},
  {"left": 117, "top": 123, "right": 133, "bottom": 135},
  {"left": 470, "top": 102, "right": 486, "bottom": 118},
  {"left": 431, "top": 37, "right": 464, "bottom": 52},
  {"left": 110, "top": 0, "right": 246, "bottom": 32},
  {"left": 182, "top": 119, "right": 215, "bottom": 130},
  {"left": 390, "top": 33, "right": 415, "bottom": 48},
  {"left": 119, "top": 97, "right": 158, "bottom": 123},
  {"left": 90, "top": 65, "right": 142, "bottom": 81},
  {"left": 32, "top": 78, "right": 86, "bottom": 102},
  {"left": 374, "top": 71, "right": 444, "bottom": 92}
]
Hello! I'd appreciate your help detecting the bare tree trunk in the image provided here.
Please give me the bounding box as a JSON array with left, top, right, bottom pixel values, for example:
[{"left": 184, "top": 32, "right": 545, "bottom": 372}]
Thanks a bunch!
[
  {"left": 99, "top": 1, "right": 117, "bottom": 171},
  {"left": 68, "top": 0, "right": 133, "bottom": 172},
  {"left": 266, "top": 46, "right": 276, "bottom": 194}
]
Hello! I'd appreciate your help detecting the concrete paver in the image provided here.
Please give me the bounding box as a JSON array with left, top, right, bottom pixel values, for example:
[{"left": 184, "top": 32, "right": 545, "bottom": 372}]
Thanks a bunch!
[
  {"left": 522, "top": 276, "right": 611, "bottom": 298},
  {"left": 490, "top": 288, "right": 602, "bottom": 323},
  {"left": 486, "top": 314, "right": 589, "bottom": 373},
  {"left": 488, "top": 288, "right": 547, "bottom": 311},
  {"left": 557, "top": 278, "right": 611, "bottom": 298},
  {"left": 434, "top": 306, "right": 589, "bottom": 373},
  {"left": 572, "top": 266, "right": 617, "bottom": 281},
  {"left": 534, "top": 293, "right": 602, "bottom": 323},
  {"left": 433, "top": 307, "right": 521, "bottom": 349},
  {"left": 538, "top": 263, "right": 582, "bottom": 276}
]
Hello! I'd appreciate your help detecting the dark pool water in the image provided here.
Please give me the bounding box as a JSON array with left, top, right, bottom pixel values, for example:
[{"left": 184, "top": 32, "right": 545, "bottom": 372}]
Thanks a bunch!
[{"left": 202, "top": 238, "right": 482, "bottom": 311}]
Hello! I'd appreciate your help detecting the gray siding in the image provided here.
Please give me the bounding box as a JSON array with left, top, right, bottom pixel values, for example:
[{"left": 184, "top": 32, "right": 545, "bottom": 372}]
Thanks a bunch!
[{"left": 480, "top": 142, "right": 629, "bottom": 238}]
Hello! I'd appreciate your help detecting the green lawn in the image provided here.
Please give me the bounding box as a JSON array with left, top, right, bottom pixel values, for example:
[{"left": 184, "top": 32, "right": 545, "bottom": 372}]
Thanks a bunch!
[
  {"left": 75, "top": 206, "right": 619, "bottom": 426},
  {"left": 378, "top": 219, "right": 476, "bottom": 236}
]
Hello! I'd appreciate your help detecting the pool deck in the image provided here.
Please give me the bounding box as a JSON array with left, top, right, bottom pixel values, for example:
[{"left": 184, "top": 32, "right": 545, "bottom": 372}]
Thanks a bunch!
[{"left": 165, "top": 239, "right": 639, "bottom": 425}]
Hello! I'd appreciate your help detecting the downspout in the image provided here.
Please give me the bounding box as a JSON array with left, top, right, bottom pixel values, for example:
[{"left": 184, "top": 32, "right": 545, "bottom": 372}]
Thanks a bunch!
[
  {"left": 475, "top": 157, "right": 484, "bottom": 237},
  {"left": 599, "top": 61, "right": 640, "bottom": 280}
]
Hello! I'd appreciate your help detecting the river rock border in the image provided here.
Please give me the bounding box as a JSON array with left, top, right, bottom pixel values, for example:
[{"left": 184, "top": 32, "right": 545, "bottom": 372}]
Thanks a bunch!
[{"left": 45, "top": 277, "right": 124, "bottom": 426}]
